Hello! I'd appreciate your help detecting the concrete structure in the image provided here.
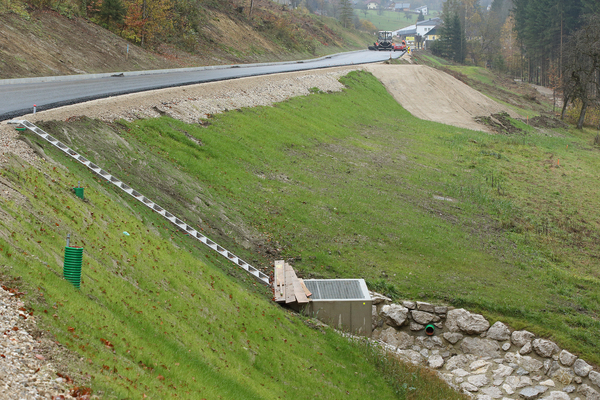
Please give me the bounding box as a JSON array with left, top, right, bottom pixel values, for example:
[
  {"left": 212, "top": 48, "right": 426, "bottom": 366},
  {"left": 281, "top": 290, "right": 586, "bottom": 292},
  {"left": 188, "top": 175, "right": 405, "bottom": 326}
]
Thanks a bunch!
[{"left": 301, "top": 279, "right": 372, "bottom": 337}]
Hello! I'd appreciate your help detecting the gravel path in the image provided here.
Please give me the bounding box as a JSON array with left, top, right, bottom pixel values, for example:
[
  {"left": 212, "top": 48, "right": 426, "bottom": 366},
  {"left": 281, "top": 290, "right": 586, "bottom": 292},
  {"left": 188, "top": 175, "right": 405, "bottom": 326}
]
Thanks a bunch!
[{"left": 0, "top": 287, "right": 78, "bottom": 399}]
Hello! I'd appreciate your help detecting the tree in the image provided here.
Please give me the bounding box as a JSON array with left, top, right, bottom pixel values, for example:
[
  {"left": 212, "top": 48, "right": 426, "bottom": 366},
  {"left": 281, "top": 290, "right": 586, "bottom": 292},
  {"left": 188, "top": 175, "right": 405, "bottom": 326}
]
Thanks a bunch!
[
  {"left": 100, "top": 0, "right": 126, "bottom": 26},
  {"left": 338, "top": 0, "right": 353, "bottom": 28},
  {"left": 434, "top": 0, "right": 466, "bottom": 63},
  {"left": 417, "top": 10, "right": 424, "bottom": 22},
  {"left": 561, "top": 14, "right": 600, "bottom": 129}
]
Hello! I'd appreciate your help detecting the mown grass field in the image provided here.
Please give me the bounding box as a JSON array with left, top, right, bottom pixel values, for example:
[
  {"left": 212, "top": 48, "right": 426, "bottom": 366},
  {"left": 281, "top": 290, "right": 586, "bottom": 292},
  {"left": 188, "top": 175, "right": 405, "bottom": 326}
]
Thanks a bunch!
[{"left": 1, "top": 68, "right": 599, "bottom": 399}]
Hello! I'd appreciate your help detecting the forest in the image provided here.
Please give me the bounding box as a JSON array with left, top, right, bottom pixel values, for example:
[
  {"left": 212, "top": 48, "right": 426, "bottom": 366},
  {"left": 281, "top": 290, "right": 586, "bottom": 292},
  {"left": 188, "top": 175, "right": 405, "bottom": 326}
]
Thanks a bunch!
[{"left": 432, "top": 0, "right": 600, "bottom": 128}]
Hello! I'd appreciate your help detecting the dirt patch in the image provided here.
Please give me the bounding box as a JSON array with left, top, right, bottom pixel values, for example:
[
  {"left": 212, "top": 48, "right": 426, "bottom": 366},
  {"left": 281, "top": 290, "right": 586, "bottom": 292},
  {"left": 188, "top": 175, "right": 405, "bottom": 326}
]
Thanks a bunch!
[
  {"left": 528, "top": 114, "right": 569, "bottom": 129},
  {"left": 364, "top": 64, "right": 519, "bottom": 133},
  {"left": 475, "top": 112, "right": 524, "bottom": 135}
]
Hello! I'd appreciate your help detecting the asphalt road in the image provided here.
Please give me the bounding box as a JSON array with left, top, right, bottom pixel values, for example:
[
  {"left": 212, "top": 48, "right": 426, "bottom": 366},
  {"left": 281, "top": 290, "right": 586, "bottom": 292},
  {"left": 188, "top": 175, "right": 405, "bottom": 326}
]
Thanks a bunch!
[{"left": 0, "top": 50, "right": 402, "bottom": 121}]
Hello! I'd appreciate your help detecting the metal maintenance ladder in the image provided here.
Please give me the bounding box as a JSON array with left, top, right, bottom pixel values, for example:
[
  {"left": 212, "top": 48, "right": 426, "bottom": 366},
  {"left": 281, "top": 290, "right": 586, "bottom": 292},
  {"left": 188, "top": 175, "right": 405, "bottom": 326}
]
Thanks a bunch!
[{"left": 8, "top": 119, "right": 270, "bottom": 285}]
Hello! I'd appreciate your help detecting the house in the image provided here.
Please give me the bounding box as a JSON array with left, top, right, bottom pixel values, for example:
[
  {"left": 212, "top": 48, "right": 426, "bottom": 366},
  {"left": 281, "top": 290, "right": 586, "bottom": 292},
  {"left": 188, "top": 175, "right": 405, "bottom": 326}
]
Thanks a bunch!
[
  {"left": 394, "top": 3, "right": 410, "bottom": 11},
  {"left": 367, "top": 1, "right": 379, "bottom": 10},
  {"left": 415, "top": 17, "right": 441, "bottom": 36},
  {"left": 415, "top": 5, "right": 428, "bottom": 15},
  {"left": 423, "top": 26, "right": 439, "bottom": 41}
]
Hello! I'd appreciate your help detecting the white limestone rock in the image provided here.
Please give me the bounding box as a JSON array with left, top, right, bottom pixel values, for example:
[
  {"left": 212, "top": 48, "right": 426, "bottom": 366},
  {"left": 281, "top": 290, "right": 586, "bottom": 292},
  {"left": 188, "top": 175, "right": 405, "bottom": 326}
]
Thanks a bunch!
[
  {"left": 452, "top": 368, "right": 471, "bottom": 377},
  {"left": 550, "top": 367, "right": 575, "bottom": 385},
  {"left": 415, "top": 335, "right": 443, "bottom": 350},
  {"left": 487, "top": 321, "right": 511, "bottom": 341},
  {"left": 409, "top": 321, "right": 424, "bottom": 331},
  {"left": 381, "top": 304, "right": 409, "bottom": 327},
  {"left": 520, "top": 356, "right": 544, "bottom": 373},
  {"left": 446, "top": 355, "right": 472, "bottom": 371},
  {"left": 540, "top": 392, "right": 571, "bottom": 400},
  {"left": 461, "top": 337, "right": 501, "bottom": 357},
  {"left": 558, "top": 349, "right": 577, "bottom": 367},
  {"left": 480, "top": 386, "right": 503, "bottom": 399},
  {"left": 468, "top": 374, "right": 490, "bottom": 388},
  {"left": 502, "top": 383, "right": 515, "bottom": 395},
  {"left": 461, "top": 382, "right": 479, "bottom": 392},
  {"left": 416, "top": 301, "right": 435, "bottom": 312},
  {"left": 411, "top": 310, "right": 435, "bottom": 325},
  {"left": 492, "top": 364, "right": 514, "bottom": 379},
  {"left": 511, "top": 330, "right": 535, "bottom": 347},
  {"left": 589, "top": 370, "right": 600, "bottom": 387},
  {"left": 443, "top": 332, "right": 464, "bottom": 344},
  {"left": 519, "top": 386, "right": 548, "bottom": 399},
  {"left": 532, "top": 339, "right": 560, "bottom": 358},
  {"left": 539, "top": 379, "right": 555, "bottom": 387},
  {"left": 396, "top": 349, "right": 425, "bottom": 365},
  {"left": 470, "top": 360, "right": 491, "bottom": 371},
  {"left": 577, "top": 384, "right": 600, "bottom": 400},
  {"left": 369, "top": 291, "right": 391, "bottom": 305},
  {"left": 428, "top": 355, "right": 445, "bottom": 369},
  {"left": 446, "top": 308, "right": 490, "bottom": 334},
  {"left": 573, "top": 358, "right": 593, "bottom": 377},
  {"left": 519, "top": 342, "right": 532, "bottom": 355},
  {"left": 402, "top": 300, "right": 416, "bottom": 309},
  {"left": 502, "top": 342, "right": 511, "bottom": 351}
]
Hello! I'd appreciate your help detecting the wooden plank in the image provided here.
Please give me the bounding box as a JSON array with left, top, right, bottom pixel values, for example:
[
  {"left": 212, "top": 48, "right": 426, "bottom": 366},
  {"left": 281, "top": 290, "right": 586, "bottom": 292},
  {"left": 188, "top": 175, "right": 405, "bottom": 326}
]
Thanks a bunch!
[
  {"left": 284, "top": 263, "right": 296, "bottom": 304},
  {"left": 273, "top": 260, "right": 285, "bottom": 302},
  {"left": 298, "top": 278, "right": 312, "bottom": 298},
  {"left": 287, "top": 263, "right": 309, "bottom": 304}
]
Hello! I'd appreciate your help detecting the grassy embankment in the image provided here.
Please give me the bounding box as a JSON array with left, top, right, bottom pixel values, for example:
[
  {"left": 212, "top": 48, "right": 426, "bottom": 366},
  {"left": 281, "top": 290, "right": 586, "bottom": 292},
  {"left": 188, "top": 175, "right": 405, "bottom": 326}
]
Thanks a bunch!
[
  {"left": 0, "top": 72, "right": 471, "bottom": 399},
  {"left": 1, "top": 68, "right": 600, "bottom": 398},
  {"left": 355, "top": 9, "right": 440, "bottom": 31}
]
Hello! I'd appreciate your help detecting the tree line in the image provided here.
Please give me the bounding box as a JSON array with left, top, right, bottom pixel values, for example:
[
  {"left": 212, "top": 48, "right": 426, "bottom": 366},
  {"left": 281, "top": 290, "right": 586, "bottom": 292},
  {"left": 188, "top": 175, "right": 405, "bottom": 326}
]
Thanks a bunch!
[{"left": 431, "top": 0, "right": 600, "bottom": 128}]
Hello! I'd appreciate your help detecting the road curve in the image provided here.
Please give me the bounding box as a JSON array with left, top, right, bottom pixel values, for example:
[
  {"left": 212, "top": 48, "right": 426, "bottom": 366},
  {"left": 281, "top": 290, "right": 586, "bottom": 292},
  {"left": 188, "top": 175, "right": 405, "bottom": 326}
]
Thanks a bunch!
[{"left": 0, "top": 50, "right": 402, "bottom": 121}]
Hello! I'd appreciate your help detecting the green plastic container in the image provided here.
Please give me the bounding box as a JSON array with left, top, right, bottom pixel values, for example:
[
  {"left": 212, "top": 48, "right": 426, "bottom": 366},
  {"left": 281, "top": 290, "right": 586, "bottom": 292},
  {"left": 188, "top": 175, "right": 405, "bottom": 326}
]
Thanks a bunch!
[
  {"left": 73, "top": 187, "right": 84, "bottom": 199},
  {"left": 64, "top": 246, "right": 83, "bottom": 289}
]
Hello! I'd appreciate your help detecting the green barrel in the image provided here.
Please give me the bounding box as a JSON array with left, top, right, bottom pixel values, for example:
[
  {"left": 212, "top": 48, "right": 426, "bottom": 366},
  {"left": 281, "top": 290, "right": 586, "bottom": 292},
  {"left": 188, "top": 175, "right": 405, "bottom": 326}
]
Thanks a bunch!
[
  {"left": 64, "top": 246, "right": 83, "bottom": 289},
  {"left": 73, "top": 187, "right": 84, "bottom": 199}
]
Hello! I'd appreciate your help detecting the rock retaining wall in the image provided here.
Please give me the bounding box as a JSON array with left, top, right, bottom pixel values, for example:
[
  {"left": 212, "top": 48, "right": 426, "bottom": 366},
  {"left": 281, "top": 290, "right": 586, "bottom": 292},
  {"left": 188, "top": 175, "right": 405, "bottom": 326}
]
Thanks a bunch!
[{"left": 370, "top": 292, "right": 600, "bottom": 400}]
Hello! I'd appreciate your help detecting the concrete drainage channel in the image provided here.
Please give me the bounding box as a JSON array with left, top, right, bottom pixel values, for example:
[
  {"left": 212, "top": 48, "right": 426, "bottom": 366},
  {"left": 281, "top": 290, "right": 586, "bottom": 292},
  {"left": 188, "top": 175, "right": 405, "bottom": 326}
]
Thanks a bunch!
[
  {"left": 8, "top": 119, "right": 269, "bottom": 285},
  {"left": 370, "top": 292, "right": 600, "bottom": 400}
]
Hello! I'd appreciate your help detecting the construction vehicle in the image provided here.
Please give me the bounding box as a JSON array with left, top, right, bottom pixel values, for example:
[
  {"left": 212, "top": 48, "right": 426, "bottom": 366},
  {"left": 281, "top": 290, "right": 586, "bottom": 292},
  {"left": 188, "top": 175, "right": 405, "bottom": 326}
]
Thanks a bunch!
[{"left": 368, "top": 31, "right": 394, "bottom": 51}]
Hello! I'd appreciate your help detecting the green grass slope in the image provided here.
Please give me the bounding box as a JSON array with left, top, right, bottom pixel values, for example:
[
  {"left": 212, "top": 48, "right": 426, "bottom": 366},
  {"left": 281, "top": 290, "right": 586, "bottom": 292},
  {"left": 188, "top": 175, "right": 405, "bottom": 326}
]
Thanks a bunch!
[
  {"left": 1, "top": 69, "right": 600, "bottom": 398},
  {"left": 0, "top": 72, "right": 470, "bottom": 399}
]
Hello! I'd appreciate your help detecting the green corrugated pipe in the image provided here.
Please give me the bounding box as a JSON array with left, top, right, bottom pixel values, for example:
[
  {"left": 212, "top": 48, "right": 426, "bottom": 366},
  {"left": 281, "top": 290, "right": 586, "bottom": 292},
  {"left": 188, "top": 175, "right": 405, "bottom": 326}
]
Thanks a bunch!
[
  {"left": 64, "top": 246, "right": 83, "bottom": 289},
  {"left": 425, "top": 324, "right": 435, "bottom": 336}
]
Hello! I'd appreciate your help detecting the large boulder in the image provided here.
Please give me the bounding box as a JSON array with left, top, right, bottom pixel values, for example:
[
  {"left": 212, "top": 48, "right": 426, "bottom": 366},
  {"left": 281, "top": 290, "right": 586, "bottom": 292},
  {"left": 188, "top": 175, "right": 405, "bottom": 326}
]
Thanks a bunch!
[
  {"left": 550, "top": 367, "right": 575, "bottom": 386},
  {"left": 573, "top": 358, "right": 593, "bottom": 377},
  {"left": 577, "top": 384, "right": 600, "bottom": 400},
  {"left": 460, "top": 337, "right": 501, "bottom": 357},
  {"left": 380, "top": 304, "right": 409, "bottom": 327},
  {"left": 532, "top": 338, "right": 560, "bottom": 358},
  {"left": 511, "top": 330, "right": 535, "bottom": 346},
  {"left": 445, "top": 308, "right": 490, "bottom": 334},
  {"left": 558, "top": 349, "right": 577, "bottom": 367},
  {"left": 411, "top": 310, "right": 435, "bottom": 325},
  {"left": 486, "top": 321, "right": 511, "bottom": 341}
]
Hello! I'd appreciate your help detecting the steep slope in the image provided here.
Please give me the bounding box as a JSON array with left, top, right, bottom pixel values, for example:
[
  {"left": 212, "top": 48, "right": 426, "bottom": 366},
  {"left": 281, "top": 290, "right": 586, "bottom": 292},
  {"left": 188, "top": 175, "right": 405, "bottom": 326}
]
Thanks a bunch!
[
  {"left": 0, "top": 2, "right": 370, "bottom": 79},
  {"left": 0, "top": 71, "right": 470, "bottom": 399}
]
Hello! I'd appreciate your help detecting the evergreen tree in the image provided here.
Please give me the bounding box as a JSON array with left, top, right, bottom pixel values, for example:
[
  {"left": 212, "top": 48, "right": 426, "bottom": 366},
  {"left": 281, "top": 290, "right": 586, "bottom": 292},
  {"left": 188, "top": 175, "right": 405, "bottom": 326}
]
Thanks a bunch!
[
  {"left": 100, "top": 0, "right": 125, "bottom": 26},
  {"left": 417, "top": 10, "right": 424, "bottom": 22},
  {"left": 339, "top": 0, "right": 353, "bottom": 28}
]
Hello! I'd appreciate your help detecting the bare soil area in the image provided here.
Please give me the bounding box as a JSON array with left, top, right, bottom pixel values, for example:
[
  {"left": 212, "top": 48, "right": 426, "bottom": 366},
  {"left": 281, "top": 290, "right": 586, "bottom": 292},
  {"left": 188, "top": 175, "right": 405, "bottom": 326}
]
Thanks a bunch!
[{"left": 365, "top": 64, "right": 519, "bottom": 133}]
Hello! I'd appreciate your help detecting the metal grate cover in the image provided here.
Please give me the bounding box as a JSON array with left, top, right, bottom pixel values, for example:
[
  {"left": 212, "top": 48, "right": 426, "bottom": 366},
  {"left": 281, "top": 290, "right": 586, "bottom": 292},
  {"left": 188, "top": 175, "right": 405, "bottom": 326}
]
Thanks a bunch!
[{"left": 304, "top": 279, "right": 370, "bottom": 301}]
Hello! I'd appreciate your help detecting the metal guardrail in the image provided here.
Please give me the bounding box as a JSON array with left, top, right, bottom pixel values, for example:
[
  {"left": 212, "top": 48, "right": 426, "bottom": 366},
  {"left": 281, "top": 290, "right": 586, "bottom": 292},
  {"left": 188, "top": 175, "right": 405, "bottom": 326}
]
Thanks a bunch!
[{"left": 8, "top": 119, "right": 270, "bottom": 285}]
